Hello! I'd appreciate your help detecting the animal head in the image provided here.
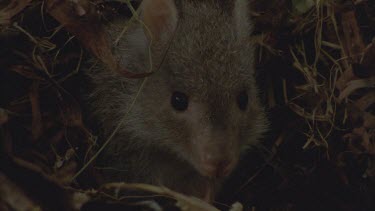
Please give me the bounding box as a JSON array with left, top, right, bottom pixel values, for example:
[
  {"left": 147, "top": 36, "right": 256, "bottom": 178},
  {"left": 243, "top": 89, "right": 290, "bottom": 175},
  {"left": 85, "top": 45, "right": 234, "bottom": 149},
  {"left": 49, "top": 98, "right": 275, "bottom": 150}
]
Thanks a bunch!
[{"left": 96, "top": 0, "right": 268, "bottom": 178}]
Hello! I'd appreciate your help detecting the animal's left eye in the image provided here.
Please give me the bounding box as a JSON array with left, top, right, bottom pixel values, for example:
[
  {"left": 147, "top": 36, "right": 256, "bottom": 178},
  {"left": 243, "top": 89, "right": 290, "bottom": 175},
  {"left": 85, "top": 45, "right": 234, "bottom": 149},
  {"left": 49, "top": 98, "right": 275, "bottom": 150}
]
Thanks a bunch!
[
  {"left": 237, "top": 91, "right": 248, "bottom": 111},
  {"left": 171, "top": 91, "right": 189, "bottom": 111}
]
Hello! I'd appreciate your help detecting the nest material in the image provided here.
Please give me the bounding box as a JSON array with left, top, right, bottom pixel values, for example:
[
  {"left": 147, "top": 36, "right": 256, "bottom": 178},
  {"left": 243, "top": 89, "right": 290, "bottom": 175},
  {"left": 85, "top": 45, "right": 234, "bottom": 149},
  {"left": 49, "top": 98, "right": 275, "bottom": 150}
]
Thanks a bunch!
[{"left": 0, "top": 0, "right": 374, "bottom": 210}]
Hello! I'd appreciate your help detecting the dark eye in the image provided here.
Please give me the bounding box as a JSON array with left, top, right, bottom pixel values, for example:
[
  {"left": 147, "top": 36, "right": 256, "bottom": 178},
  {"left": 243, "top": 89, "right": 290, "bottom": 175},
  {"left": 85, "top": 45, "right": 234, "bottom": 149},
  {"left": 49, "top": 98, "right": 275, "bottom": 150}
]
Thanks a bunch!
[
  {"left": 171, "top": 92, "right": 189, "bottom": 111},
  {"left": 237, "top": 91, "right": 248, "bottom": 110}
]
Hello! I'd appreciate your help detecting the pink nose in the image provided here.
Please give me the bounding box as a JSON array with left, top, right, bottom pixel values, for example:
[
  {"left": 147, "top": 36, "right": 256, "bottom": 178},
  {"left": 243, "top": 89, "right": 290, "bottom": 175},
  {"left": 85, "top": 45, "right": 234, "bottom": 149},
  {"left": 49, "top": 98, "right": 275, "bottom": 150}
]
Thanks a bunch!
[{"left": 201, "top": 155, "right": 233, "bottom": 177}]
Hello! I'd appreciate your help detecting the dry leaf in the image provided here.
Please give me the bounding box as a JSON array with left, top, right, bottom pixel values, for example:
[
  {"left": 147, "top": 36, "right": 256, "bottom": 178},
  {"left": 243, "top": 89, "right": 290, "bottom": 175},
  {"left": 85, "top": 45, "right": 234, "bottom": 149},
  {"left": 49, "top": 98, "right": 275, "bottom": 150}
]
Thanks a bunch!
[
  {"left": 288, "top": 102, "right": 330, "bottom": 121},
  {"left": 45, "top": 0, "right": 150, "bottom": 78},
  {"left": 71, "top": 192, "right": 91, "bottom": 210},
  {"left": 336, "top": 68, "right": 356, "bottom": 91},
  {"left": 29, "top": 81, "right": 43, "bottom": 141},
  {"left": 361, "top": 42, "right": 375, "bottom": 76},
  {"left": 229, "top": 202, "right": 243, "bottom": 211},
  {"left": 355, "top": 92, "right": 375, "bottom": 111},
  {"left": 341, "top": 10, "right": 366, "bottom": 63},
  {"left": 0, "top": 0, "right": 32, "bottom": 25},
  {"left": 60, "top": 98, "right": 84, "bottom": 128},
  {"left": 0, "top": 157, "right": 81, "bottom": 210},
  {"left": 363, "top": 112, "right": 375, "bottom": 129},
  {"left": 11, "top": 65, "right": 45, "bottom": 80},
  {"left": 338, "top": 77, "right": 375, "bottom": 102},
  {"left": 292, "top": 0, "right": 314, "bottom": 14},
  {"left": 102, "top": 183, "right": 224, "bottom": 211},
  {"left": 0, "top": 172, "right": 42, "bottom": 211},
  {"left": 53, "top": 148, "right": 78, "bottom": 185}
]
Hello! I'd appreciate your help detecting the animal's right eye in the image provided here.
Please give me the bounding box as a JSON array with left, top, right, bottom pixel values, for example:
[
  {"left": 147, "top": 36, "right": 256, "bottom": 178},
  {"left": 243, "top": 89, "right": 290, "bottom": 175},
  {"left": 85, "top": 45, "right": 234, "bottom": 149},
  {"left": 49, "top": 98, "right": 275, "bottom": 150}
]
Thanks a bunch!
[{"left": 171, "top": 92, "right": 189, "bottom": 111}]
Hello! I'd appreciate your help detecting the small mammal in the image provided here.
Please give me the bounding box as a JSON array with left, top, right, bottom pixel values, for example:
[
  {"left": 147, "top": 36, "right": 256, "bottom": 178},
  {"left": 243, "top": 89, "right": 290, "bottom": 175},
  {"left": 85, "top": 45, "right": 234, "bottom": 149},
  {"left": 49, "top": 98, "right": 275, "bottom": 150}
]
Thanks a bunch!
[{"left": 86, "top": 0, "right": 267, "bottom": 201}]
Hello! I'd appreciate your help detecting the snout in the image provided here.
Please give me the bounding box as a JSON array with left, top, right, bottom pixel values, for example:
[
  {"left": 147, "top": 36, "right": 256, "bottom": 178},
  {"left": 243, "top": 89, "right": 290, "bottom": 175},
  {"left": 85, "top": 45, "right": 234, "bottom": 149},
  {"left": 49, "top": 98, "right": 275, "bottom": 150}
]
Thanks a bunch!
[
  {"left": 190, "top": 128, "right": 240, "bottom": 178},
  {"left": 199, "top": 153, "right": 238, "bottom": 178}
]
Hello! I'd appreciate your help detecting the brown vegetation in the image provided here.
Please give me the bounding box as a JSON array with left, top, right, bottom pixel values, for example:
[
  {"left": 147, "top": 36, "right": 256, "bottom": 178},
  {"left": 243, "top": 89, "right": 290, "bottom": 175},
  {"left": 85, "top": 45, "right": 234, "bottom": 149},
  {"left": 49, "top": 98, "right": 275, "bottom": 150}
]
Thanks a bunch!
[{"left": 0, "top": 0, "right": 374, "bottom": 210}]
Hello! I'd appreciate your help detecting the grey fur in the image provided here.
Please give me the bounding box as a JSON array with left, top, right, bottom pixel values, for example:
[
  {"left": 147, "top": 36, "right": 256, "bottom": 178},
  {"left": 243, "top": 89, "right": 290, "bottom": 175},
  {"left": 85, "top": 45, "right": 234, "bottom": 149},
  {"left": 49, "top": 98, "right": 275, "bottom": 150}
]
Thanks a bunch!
[{"left": 85, "top": 0, "right": 268, "bottom": 199}]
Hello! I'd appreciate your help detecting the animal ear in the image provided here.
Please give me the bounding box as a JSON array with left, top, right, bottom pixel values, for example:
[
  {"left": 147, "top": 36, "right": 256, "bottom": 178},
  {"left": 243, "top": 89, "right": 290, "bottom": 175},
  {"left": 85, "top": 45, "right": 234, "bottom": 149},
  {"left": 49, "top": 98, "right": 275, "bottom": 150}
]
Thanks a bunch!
[
  {"left": 234, "top": 0, "right": 252, "bottom": 40},
  {"left": 141, "top": 0, "right": 178, "bottom": 41}
]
